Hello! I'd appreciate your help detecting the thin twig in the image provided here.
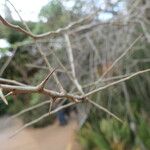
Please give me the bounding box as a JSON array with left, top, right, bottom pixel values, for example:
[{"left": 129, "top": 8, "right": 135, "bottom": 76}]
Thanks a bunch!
[
  {"left": 87, "top": 98, "right": 123, "bottom": 123},
  {"left": 6, "top": 0, "right": 31, "bottom": 32},
  {"left": 9, "top": 100, "right": 51, "bottom": 120},
  {"left": 0, "top": 48, "right": 17, "bottom": 76},
  {"left": 100, "top": 34, "right": 143, "bottom": 80}
]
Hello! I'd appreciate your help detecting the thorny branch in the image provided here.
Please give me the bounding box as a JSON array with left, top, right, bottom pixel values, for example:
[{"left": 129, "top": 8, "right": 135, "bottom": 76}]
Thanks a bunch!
[
  {"left": 0, "top": 1, "right": 150, "bottom": 136},
  {"left": 0, "top": 68, "right": 149, "bottom": 111}
]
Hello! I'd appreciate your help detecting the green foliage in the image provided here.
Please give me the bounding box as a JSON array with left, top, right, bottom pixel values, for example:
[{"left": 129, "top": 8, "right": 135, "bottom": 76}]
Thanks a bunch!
[
  {"left": 0, "top": 94, "right": 27, "bottom": 116},
  {"left": 39, "top": 0, "right": 76, "bottom": 31},
  {"left": 7, "top": 96, "right": 25, "bottom": 114},
  {"left": 32, "top": 23, "right": 46, "bottom": 34},
  {"left": 6, "top": 28, "right": 27, "bottom": 44},
  {"left": 2, "top": 21, "right": 27, "bottom": 44},
  {"left": 30, "top": 94, "right": 41, "bottom": 106},
  {"left": 78, "top": 119, "right": 131, "bottom": 150},
  {"left": 0, "top": 100, "right": 8, "bottom": 116},
  {"left": 78, "top": 123, "right": 111, "bottom": 150},
  {"left": 0, "top": 48, "right": 9, "bottom": 54},
  {"left": 78, "top": 111, "right": 150, "bottom": 150},
  {"left": 138, "top": 118, "right": 150, "bottom": 148},
  {"left": 0, "top": 47, "right": 31, "bottom": 81},
  {"left": 39, "top": 0, "right": 63, "bottom": 20},
  {"left": 100, "top": 119, "right": 131, "bottom": 144},
  {"left": 0, "top": 20, "right": 36, "bottom": 44}
]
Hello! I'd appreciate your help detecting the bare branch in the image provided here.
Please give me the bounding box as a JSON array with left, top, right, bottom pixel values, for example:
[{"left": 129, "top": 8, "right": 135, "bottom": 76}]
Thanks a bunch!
[
  {"left": 0, "top": 9, "right": 98, "bottom": 39},
  {"left": 10, "top": 102, "right": 76, "bottom": 138},
  {"left": 65, "top": 33, "right": 84, "bottom": 94},
  {"left": 85, "top": 68, "right": 150, "bottom": 97},
  {"left": 0, "top": 82, "right": 82, "bottom": 101},
  {"left": 0, "top": 78, "right": 27, "bottom": 86}
]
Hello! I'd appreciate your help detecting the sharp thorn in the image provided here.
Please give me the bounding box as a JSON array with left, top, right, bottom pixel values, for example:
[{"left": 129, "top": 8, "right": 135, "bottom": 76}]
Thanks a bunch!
[{"left": 0, "top": 88, "right": 8, "bottom": 105}]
